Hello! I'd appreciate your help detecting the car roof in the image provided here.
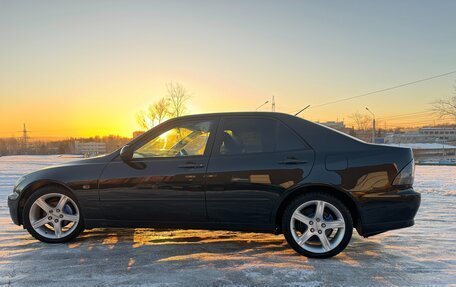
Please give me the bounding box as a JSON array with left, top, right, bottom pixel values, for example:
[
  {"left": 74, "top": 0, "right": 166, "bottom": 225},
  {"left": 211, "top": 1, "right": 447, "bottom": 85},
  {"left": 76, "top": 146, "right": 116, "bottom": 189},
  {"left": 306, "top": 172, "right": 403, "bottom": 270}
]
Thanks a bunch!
[{"left": 173, "top": 111, "right": 296, "bottom": 120}]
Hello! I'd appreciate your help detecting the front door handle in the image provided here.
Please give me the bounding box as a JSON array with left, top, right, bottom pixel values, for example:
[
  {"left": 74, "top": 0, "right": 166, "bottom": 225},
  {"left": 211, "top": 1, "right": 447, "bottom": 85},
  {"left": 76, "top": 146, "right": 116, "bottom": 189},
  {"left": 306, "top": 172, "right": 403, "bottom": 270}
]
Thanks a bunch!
[
  {"left": 277, "top": 158, "right": 308, "bottom": 165},
  {"left": 178, "top": 162, "right": 205, "bottom": 168}
]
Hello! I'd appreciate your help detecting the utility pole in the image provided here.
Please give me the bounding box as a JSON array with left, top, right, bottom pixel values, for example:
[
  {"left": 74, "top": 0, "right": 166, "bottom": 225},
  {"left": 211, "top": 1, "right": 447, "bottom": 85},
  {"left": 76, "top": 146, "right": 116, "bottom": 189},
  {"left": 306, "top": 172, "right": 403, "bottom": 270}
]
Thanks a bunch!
[
  {"left": 272, "top": 96, "right": 276, "bottom": 112},
  {"left": 365, "top": 107, "right": 376, "bottom": 143},
  {"left": 22, "top": 123, "right": 29, "bottom": 154},
  {"left": 442, "top": 139, "right": 446, "bottom": 158}
]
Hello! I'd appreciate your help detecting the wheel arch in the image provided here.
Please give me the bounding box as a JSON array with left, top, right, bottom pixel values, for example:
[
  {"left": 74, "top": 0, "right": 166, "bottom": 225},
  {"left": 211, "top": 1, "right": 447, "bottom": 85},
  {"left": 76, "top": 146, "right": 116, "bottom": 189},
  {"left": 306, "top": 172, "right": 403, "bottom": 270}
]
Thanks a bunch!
[
  {"left": 17, "top": 180, "right": 75, "bottom": 225},
  {"left": 273, "top": 184, "right": 362, "bottom": 234}
]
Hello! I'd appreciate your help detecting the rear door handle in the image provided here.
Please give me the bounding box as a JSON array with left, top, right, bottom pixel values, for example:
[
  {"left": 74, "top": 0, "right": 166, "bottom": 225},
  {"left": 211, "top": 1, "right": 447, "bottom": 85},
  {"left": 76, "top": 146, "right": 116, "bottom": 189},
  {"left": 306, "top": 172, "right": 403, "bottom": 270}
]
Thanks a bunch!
[
  {"left": 178, "top": 162, "right": 205, "bottom": 168},
  {"left": 231, "top": 177, "right": 249, "bottom": 183},
  {"left": 277, "top": 158, "right": 308, "bottom": 165}
]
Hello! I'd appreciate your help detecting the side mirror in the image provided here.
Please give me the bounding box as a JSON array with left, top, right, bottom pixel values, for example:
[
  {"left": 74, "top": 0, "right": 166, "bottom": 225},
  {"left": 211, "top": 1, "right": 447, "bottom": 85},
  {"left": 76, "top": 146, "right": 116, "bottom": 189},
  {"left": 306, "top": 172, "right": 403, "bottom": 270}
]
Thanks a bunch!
[{"left": 119, "top": 145, "right": 134, "bottom": 162}]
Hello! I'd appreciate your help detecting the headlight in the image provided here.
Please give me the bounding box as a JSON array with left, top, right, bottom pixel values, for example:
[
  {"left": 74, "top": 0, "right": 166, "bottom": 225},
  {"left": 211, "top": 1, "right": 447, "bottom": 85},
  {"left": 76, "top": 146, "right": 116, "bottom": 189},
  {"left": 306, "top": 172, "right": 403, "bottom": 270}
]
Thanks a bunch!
[
  {"left": 392, "top": 159, "right": 415, "bottom": 186},
  {"left": 14, "top": 176, "right": 26, "bottom": 189}
]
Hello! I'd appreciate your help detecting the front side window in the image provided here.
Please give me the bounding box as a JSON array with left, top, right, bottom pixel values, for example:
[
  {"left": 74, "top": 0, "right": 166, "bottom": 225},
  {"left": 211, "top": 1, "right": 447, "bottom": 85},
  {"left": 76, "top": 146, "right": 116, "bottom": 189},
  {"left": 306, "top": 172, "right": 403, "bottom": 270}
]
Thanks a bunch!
[{"left": 133, "top": 120, "right": 213, "bottom": 158}]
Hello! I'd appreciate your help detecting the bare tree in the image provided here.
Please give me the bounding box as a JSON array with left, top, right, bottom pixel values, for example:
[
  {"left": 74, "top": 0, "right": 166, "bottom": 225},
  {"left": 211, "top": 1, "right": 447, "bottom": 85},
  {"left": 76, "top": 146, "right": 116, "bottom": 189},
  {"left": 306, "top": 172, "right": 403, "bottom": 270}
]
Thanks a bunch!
[
  {"left": 432, "top": 82, "right": 456, "bottom": 121},
  {"left": 349, "top": 112, "right": 371, "bottom": 132},
  {"left": 136, "top": 82, "right": 191, "bottom": 130},
  {"left": 166, "top": 82, "right": 191, "bottom": 117},
  {"left": 152, "top": 97, "right": 170, "bottom": 124},
  {"left": 136, "top": 97, "right": 171, "bottom": 130},
  {"left": 136, "top": 110, "right": 150, "bottom": 130}
]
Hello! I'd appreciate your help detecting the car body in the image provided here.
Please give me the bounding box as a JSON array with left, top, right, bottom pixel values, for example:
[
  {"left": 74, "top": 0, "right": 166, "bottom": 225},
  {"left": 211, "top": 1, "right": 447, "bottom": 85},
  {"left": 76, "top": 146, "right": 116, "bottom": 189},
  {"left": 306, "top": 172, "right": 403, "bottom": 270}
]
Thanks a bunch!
[{"left": 8, "top": 112, "right": 420, "bottom": 257}]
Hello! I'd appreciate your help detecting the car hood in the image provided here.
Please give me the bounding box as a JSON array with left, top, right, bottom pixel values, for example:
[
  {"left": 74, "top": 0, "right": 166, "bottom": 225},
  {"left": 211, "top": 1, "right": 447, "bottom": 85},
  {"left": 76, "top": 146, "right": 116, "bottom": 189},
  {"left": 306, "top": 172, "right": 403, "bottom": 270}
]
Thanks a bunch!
[
  {"left": 16, "top": 153, "right": 118, "bottom": 188},
  {"left": 59, "top": 153, "right": 116, "bottom": 165}
]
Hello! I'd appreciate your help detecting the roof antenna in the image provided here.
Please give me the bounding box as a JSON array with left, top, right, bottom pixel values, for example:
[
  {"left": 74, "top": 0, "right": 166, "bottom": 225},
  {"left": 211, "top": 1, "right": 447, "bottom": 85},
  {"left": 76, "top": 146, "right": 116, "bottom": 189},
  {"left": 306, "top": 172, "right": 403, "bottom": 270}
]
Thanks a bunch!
[
  {"left": 255, "top": 101, "right": 269, "bottom": 111},
  {"left": 294, "top": 105, "right": 311, "bottom": 116}
]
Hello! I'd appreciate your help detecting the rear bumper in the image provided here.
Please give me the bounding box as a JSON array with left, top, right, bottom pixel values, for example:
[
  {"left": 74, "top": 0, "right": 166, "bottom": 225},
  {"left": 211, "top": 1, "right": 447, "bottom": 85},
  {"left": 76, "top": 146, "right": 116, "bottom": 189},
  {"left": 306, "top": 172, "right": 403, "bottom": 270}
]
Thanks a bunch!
[
  {"left": 356, "top": 188, "right": 421, "bottom": 237},
  {"left": 361, "top": 219, "right": 415, "bottom": 237}
]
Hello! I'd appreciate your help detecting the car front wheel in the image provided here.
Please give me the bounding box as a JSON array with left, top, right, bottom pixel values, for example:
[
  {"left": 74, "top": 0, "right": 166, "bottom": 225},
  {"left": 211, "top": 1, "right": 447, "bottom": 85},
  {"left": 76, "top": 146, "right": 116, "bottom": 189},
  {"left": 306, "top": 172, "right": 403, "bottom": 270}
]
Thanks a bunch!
[
  {"left": 282, "top": 193, "right": 353, "bottom": 258},
  {"left": 23, "top": 186, "right": 84, "bottom": 243}
]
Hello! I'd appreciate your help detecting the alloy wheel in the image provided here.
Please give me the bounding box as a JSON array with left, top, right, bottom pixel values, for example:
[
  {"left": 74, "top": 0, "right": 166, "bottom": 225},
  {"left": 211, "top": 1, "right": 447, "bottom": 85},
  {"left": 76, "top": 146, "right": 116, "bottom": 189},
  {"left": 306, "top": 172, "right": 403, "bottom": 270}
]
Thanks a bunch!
[
  {"left": 290, "top": 200, "right": 346, "bottom": 254},
  {"left": 29, "top": 193, "right": 80, "bottom": 239}
]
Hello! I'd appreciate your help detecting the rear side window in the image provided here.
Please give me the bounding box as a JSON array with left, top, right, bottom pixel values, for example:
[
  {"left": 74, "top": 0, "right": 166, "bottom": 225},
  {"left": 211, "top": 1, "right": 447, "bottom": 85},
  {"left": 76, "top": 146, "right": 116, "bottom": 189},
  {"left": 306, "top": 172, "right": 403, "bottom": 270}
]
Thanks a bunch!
[
  {"left": 218, "top": 117, "right": 307, "bottom": 155},
  {"left": 276, "top": 122, "right": 306, "bottom": 151},
  {"left": 220, "top": 118, "right": 275, "bottom": 155}
]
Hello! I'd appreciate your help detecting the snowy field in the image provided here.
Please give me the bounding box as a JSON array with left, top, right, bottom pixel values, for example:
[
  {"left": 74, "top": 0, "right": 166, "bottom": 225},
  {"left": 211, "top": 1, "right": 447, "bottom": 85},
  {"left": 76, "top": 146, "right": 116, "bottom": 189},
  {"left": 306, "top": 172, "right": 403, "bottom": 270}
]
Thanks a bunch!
[{"left": 0, "top": 155, "right": 455, "bottom": 287}]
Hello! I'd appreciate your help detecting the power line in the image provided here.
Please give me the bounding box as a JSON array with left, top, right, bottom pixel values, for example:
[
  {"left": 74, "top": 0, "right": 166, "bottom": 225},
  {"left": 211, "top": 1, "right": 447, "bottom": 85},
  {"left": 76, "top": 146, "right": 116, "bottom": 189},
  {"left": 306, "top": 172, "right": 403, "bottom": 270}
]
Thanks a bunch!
[
  {"left": 0, "top": 127, "right": 115, "bottom": 134},
  {"left": 375, "top": 114, "right": 442, "bottom": 125},
  {"left": 381, "top": 118, "right": 451, "bottom": 127},
  {"left": 376, "top": 110, "right": 434, "bottom": 120},
  {"left": 307, "top": 70, "right": 456, "bottom": 110},
  {"left": 377, "top": 113, "right": 437, "bottom": 123},
  {"left": 345, "top": 110, "right": 452, "bottom": 128}
]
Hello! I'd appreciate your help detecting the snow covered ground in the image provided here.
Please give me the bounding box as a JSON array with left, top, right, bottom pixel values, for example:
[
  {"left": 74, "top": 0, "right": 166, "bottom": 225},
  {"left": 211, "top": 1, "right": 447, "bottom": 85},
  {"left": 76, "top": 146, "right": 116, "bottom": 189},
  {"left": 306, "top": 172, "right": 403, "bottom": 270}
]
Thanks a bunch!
[{"left": 0, "top": 155, "right": 455, "bottom": 286}]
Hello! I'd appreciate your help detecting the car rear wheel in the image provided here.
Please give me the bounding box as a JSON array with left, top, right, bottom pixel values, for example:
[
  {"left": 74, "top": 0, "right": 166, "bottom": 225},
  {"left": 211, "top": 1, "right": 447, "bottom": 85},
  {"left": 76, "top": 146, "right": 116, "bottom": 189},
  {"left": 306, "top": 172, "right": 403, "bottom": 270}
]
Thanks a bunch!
[
  {"left": 282, "top": 193, "right": 353, "bottom": 258},
  {"left": 23, "top": 186, "right": 84, "bottom": 243}
]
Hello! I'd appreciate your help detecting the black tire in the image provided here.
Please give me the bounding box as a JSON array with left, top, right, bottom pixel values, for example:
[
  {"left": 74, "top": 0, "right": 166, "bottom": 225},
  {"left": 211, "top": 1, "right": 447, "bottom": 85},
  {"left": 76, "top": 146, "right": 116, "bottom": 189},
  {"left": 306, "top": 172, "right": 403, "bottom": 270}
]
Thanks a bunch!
[
  {"left": 23, "top": 186, "right": 84, "bottom": 243},
  {"left": 282, "top": 192, "right": 353, "bottom": 258}
]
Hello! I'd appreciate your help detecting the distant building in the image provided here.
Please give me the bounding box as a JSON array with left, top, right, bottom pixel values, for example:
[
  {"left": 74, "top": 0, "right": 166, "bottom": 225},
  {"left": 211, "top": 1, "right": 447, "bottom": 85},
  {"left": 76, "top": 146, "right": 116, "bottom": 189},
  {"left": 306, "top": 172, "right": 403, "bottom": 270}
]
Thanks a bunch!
[
  {"left": 354, "top": 131, "right": 372, "bottom": 143},
  {"left": 384, "top": 132, "right": 428, "bottom": 144},
  {"left": 132, "top": 131, "right": 145, "bottom": 139},
  {"left": 320, "top": 121, "right": 344, "bottom": 130},
  {"left": 385, "top": 125, "right": 456, "bottom": 144},
  {"left": 74, "top": 141, "right": 106, "bottom": 156},
  {"left": 319, "top": 121, "right": 352, "bottom": 134},
  {"left": 386, "top": 143, "right": 456, "bottom": 163},
  {"left": 419, "top": 126, "right": 456, "bottom": 141}
]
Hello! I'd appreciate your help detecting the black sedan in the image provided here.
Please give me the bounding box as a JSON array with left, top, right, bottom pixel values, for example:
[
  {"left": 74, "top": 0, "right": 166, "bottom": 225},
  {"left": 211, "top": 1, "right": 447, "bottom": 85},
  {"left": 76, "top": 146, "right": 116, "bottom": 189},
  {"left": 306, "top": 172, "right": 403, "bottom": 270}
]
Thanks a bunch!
[{"left": 8, "top": 112, "right": 420, "bottom": 258}]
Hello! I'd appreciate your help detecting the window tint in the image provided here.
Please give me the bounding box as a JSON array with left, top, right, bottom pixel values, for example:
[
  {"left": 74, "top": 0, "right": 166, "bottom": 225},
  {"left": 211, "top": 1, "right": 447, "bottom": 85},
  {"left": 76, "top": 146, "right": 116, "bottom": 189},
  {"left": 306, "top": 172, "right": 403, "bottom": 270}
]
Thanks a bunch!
[
  {"left": 133, "top": 120, "right": 213, "bottom": 158},
  {"left": 218, "top": 117, "right": 307, "bottom": 155},
  {"left": 276, "top": 122, "right": 306, "bottom": 151},
  {"left": 219, "top": 118, "right": 275, "bottom": 155}
]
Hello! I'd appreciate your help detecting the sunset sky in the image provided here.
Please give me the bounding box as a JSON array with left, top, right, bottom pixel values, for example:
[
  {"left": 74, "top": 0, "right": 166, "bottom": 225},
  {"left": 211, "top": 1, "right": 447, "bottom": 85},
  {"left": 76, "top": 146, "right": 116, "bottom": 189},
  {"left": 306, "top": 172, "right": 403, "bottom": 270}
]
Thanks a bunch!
[{"left": 1, "top": 1, "right": 456, "bottom": 138}]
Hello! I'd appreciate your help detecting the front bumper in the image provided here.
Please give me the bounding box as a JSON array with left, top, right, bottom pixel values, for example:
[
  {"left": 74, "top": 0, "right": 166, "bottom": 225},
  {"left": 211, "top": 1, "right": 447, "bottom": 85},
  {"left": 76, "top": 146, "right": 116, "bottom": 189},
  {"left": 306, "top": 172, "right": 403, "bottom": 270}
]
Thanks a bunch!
[
  {"left": 356, "top": 188, "right": 421, "bottom": 237},
  {"left": 8, "top": 192, "right": 21, "bottom": 226}
]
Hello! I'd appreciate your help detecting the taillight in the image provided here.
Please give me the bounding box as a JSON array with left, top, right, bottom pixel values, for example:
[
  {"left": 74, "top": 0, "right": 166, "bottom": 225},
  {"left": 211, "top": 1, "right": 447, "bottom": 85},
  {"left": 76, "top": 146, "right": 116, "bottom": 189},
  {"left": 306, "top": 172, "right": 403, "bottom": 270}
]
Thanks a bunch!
[{"left": 392, "top": 159, "right": 415, "bottom": 187}]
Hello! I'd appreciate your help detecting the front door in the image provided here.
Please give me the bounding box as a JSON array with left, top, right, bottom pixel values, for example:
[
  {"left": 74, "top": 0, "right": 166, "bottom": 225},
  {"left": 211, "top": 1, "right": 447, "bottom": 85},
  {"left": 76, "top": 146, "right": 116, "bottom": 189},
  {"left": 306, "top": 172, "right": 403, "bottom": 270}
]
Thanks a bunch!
[
  {"left": 98, "top": 118, "right": 218, "bottom": 223},
  {"left": 205, "top": 116, "right": 314, "bottom": 225}
]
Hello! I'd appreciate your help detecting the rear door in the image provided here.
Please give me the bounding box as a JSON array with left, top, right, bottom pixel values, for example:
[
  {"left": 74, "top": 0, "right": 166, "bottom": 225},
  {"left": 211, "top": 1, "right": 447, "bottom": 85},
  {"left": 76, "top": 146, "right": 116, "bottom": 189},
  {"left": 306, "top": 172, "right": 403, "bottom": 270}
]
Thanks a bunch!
[{"left": 205, "top": 116, "right": 315, "bottom": 224}]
